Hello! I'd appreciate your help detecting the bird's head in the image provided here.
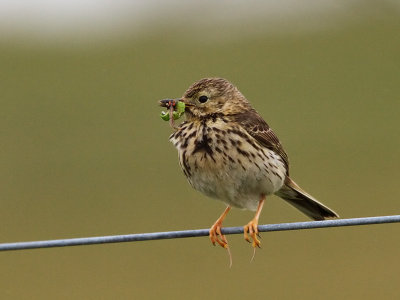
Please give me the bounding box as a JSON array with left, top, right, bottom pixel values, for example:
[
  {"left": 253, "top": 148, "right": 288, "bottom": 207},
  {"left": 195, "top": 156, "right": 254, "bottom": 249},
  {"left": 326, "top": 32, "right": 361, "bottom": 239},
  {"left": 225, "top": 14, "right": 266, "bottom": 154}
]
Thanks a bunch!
[{"left": 179, "top": 78, "right": 252, "bottom": 120}]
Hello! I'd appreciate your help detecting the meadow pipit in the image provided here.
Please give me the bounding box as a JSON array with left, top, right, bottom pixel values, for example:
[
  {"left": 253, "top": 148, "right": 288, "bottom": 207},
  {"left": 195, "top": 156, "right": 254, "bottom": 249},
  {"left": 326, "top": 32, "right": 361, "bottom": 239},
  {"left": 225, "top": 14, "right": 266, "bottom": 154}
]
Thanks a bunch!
[{"left": 160, "top": 78, "right": 339, "bottom": 258}]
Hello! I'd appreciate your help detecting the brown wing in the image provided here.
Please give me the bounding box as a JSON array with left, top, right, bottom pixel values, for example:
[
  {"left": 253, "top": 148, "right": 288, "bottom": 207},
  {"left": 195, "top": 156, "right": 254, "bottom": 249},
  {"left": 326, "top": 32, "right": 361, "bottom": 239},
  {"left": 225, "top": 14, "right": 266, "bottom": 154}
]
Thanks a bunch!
[{"left": 234, "top": 109, "right": 289, "bottom": 172}]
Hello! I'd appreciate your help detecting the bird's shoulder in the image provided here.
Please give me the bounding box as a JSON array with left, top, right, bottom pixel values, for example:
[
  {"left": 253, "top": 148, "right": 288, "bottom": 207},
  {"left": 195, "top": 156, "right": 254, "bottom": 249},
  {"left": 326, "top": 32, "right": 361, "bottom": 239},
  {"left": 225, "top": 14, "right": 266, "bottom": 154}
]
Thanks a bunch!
[{"left": 230, "top": 109, "right": 289, "bottom": 171}]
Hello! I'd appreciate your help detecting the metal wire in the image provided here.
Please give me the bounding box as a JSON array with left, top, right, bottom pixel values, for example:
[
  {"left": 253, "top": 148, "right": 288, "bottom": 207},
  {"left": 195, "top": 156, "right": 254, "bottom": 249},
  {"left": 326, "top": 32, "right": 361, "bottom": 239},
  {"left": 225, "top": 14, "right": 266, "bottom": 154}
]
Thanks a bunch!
[{"left": 1, "top": 215, "right": 399, "bottom": 252}]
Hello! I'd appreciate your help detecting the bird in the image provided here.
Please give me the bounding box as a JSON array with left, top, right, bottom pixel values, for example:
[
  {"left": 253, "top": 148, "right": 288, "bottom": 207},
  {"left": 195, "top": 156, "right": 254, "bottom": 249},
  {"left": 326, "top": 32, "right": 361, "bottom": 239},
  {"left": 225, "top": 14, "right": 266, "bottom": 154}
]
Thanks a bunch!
[{"left": 159, "top": 77, "right": 339, "bottom": 256}]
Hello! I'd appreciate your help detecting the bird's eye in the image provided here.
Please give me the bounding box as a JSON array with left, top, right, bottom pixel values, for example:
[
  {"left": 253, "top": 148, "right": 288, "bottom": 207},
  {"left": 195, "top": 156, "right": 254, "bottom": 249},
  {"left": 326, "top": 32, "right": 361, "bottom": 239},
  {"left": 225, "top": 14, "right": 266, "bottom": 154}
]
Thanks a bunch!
[{"left": 198, "top": 95, "right": 209, "bottom": 103}]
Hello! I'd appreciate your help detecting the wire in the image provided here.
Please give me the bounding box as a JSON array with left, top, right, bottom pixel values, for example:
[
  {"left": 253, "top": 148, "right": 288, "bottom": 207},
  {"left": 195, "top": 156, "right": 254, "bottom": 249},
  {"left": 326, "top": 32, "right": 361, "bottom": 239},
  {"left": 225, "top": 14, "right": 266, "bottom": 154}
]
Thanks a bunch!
[{"left": 1, "top": 215, "right": 399, "bottom": 252}]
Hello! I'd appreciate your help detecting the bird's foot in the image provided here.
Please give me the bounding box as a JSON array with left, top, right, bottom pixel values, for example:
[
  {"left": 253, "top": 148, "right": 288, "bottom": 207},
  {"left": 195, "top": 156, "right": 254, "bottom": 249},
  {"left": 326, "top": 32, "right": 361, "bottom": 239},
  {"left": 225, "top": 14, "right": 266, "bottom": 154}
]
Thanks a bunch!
[
  {"left": 244, "top": 219, "right": 261, "bottom": 249},
  {"left": 209, "top": 220, "right": 232, "bottom": 267},
  {"left": 209, "top": 206, "right": 232, "bottom": 267},
  {"left": 209, "top": 221, "right": 229, "bottom": 249}
]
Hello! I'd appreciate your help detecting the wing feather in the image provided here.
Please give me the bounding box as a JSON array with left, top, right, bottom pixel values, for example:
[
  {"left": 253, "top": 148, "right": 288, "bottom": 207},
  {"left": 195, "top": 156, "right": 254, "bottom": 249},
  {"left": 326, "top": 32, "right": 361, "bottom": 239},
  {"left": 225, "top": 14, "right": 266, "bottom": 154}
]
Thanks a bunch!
[{"left": 233, "top": 109, "right": 289, "bottom": 172}]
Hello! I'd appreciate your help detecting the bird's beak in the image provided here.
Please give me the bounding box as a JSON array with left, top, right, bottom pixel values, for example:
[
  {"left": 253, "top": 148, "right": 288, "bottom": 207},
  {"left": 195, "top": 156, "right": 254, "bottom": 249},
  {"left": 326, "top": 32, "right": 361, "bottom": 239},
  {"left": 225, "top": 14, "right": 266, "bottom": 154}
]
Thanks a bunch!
[
  {"left": 178, "top": 98, "right": 194, "bottom": 107},
  {"left": 159, "top": 98, "right": 183, "bottom": 108}
]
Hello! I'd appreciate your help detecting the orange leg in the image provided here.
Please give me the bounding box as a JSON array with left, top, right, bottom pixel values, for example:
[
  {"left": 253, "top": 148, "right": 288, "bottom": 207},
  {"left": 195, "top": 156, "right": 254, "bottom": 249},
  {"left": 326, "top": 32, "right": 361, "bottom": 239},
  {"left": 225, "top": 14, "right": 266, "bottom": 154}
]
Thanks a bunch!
[
  {"left": 210, "top": 205, "right": 233, "bottom": 267},
  {"left": 209, "top": 205, "right": 231, "bottom": 248},
  {"left": 244, "top": 195, "right": 265, "bottom": 248}
]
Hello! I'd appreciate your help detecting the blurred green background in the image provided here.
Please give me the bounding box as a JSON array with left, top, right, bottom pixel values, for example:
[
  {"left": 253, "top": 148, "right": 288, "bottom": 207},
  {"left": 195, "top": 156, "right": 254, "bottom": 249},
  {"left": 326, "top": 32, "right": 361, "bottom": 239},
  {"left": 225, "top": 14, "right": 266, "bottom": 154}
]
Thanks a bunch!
[{"left": 1, "top": 1, "right": 400, "bottom": 299}]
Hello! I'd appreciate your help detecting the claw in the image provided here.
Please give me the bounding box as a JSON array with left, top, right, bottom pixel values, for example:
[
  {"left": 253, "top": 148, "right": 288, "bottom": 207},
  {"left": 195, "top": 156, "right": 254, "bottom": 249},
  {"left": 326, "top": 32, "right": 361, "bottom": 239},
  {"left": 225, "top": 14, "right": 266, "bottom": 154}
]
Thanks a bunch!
[
  {"left": 244, "top": 230, "right": 251, "bottom": 243},
  {"left": 243, "top": 196, "right": 265, "bottom": 257},
  {"left": 209, "top": 222, "right": 228, "bottom": 248},
  {"left": 209, "top": 206, "right": 232, "bottom": 267},
  {"left": 244, "top": 220, "right": 261, "bottom": 248}
]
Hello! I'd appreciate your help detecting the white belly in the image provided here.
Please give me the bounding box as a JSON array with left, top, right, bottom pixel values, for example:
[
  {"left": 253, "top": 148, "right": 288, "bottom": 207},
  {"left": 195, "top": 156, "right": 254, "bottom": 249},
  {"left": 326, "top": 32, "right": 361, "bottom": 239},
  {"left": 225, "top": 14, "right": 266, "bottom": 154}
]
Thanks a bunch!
[
  {"left": 171, "top": 119, "right": 287, "bottom": 211},
  {"left": 184, "top": 148, "right": 285, "bottom": 211}
]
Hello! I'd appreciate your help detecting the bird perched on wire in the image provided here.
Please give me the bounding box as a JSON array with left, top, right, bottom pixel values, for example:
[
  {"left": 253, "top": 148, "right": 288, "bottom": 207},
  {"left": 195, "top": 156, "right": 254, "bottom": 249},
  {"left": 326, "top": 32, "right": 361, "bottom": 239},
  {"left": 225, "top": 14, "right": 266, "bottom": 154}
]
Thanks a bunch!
[{"left": 159, "top": 78, "right": 339, "bottom": 263}]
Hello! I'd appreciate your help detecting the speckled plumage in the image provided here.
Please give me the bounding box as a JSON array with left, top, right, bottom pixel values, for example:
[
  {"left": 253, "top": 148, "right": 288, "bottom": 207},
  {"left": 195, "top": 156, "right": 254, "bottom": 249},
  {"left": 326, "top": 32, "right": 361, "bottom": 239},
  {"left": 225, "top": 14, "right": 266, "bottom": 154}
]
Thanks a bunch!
[
  {"left": 168, "top": 78, "right": 337, "bottom": 218},
  {"left": 161, "top": 77, "right": 339, "bottom": 253},
  {"left": 170, "top": 110, "right": 286, "bottom": 211}
]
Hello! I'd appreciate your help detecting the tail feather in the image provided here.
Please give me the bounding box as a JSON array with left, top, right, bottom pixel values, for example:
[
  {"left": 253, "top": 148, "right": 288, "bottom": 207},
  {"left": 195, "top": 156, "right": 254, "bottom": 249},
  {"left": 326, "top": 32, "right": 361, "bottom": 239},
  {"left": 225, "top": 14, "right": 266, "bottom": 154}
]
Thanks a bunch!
[{"left": 275, "top": 177, "right": 339, "bottom": 220}]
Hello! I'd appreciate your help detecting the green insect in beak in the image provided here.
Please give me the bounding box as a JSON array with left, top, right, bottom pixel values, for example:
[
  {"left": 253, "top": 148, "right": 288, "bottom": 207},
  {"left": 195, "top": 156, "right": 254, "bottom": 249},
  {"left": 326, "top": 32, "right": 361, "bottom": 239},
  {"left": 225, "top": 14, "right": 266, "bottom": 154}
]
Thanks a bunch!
[{"left": 160, "top": 100, "right": 185, "bottom": 121}]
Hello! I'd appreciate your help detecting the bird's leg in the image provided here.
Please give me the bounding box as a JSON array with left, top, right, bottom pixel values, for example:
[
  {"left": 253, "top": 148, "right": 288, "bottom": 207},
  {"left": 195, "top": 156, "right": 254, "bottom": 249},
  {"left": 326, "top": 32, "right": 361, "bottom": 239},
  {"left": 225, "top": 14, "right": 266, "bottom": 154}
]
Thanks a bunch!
[
  {"left": 209, "top": 206, "right": 231, "bottom": 248},
  {"left": 210, "top": 205, "right": 233, "bottom": 267},
  {"left": 244, "top": 195, "right": 265, "bottom": 248}
]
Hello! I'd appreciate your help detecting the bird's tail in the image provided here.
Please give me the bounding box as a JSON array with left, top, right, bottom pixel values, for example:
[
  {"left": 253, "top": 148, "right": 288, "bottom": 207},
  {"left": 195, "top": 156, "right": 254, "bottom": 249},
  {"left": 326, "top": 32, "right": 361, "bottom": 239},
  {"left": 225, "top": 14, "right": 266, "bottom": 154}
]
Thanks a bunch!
[{"left": 275, "top": 177, "right": 339, "bottom": 220}]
